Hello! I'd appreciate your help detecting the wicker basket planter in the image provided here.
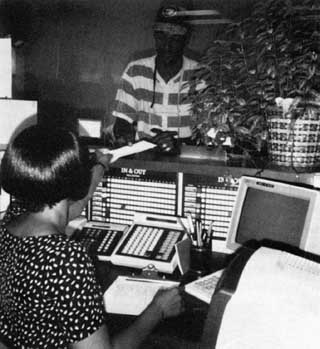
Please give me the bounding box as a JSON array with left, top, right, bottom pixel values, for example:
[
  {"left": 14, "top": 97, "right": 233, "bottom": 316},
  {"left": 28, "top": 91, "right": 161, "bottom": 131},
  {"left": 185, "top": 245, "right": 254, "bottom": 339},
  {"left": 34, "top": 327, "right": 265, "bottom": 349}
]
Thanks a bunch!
[{"left": 267, "top": 108, "right": 320, "bottom": 170}]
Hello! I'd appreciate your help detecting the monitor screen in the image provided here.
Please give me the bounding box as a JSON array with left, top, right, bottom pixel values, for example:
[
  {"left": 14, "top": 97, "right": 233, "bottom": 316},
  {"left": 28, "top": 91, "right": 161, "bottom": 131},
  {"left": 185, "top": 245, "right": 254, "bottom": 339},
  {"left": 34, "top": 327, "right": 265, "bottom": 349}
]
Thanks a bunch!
[
  {"left": 236, "top": 187, "right": 309, "bottom": 246},
  {"left": 78, "top": 118, "right": 101, "bottom": 138},
  {"left": 226, "top": 176, "right": 320, "bottom": 255},
  {"left": 78, "top": 118, "right": 104, "bottom": 146}
]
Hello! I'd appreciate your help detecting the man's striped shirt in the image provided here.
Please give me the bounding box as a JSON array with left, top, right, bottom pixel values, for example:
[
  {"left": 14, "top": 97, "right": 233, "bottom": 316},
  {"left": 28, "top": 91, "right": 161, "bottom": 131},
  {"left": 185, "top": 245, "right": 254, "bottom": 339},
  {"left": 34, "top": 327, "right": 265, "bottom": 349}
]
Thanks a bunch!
[{"left": 112, "top": 55, "right": 204, "bottom": 139}]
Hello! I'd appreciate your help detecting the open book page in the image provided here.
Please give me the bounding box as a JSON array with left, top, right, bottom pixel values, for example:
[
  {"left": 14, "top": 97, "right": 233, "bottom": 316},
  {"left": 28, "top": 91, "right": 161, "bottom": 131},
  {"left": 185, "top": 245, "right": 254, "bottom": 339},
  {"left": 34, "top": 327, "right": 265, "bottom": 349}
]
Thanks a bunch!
[
  {"left": 103, "top": 276, "right": 179, "bottom": 316},
  {"left": 216, "top": 247, "right": 320, "bottom": 349},
  {"left": 98, "top": 140, "right": 156, "bottom": 163}
]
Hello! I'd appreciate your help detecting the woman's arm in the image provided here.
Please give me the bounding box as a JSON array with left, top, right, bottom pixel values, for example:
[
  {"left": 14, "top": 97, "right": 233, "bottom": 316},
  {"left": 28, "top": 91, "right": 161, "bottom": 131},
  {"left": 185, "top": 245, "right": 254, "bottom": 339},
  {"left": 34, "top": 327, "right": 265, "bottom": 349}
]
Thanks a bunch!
[
  {"left": 68, "top": 152, "right": 112, "bottom": 221},
  {"left": 113, "top": 287, "right": 182, "bottom": 349},
  {"left": 70, "top": 325, "right": 111, "bottom": 349},
  {"left": 71, "top": 288, "right": 183, "bottom": 349}
]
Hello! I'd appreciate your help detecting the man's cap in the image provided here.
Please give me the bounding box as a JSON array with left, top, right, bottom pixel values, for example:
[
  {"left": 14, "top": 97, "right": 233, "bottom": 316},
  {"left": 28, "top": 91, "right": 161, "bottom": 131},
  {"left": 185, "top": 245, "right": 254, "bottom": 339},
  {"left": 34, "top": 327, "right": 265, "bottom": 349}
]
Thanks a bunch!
[
  {"left": 153, "top": 1, "right": 193, "bottom": 35},
  {"left": 153, "top": 1, "right": 233, "bottom": 29}
]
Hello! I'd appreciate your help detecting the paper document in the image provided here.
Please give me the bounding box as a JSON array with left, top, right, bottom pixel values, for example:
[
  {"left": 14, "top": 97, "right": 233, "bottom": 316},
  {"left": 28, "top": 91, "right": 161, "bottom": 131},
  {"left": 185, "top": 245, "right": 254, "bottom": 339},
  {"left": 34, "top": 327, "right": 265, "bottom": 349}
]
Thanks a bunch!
[
  {"left": 98, "top": 140, "right": 156, "bottom": 163},
  {"left": 216, "top": 247, "right": 320, "bottom": 349},
  {"left": 103, "top": 276, "right": 179, "bottom": 315},
  {"left": 184, "top": 269, "right": 224, "bottom": 303},
  {"left": 0, "top": 38, "right": 12, "bottom": 98}
]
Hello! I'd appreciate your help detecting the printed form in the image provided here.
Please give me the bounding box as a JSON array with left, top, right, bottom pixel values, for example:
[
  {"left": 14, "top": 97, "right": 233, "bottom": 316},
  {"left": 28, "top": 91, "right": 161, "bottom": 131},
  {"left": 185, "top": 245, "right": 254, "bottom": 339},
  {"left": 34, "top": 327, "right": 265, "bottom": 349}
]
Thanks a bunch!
[
  {"left": 216, "top": 247, "right": 320, "bottom": 349},
  {"left": 104, "top": 276, "right": 178, "bottom": 316}
]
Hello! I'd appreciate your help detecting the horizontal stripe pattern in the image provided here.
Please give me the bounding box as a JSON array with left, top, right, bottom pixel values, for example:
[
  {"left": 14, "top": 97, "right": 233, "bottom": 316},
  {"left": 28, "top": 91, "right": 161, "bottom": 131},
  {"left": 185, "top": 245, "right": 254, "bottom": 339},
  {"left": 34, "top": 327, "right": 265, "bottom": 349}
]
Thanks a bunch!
[
  {"left": 135, "top": 88, "right": 163, "bottom": 105},
  {"left": 168, "top": 114, "right": 190, "bottom": 128},
  {"left": 138, "top": 111, "right": 163, "bottom": 126},
  {"left": 169, "top": 92, "right": 190, "bottom": 105},
  {"left": 113, "top": 55, "right": 203, "bottom": 138},
  {"left": 126, "top": 64, "right": 154, "bottom": 80}
]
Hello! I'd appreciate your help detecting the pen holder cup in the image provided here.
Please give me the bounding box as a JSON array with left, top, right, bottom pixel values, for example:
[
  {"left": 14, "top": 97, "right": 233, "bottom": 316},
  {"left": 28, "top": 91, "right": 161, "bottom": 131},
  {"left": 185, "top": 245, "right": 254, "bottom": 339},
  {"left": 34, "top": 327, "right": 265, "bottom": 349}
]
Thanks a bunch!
[{"left": 189, "top": 246, "right": 211, "bottom": 276}]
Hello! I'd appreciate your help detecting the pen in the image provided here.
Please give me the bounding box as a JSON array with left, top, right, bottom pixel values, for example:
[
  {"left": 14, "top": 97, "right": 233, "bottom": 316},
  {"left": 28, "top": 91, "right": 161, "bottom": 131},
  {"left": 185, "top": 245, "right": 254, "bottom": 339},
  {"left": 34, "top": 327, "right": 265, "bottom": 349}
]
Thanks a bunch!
[
  {"left": 207, "top": 220, "right": 214, "bottom": 237},
  {"left": 202, "top": 231, "right": 207, "bottom": 244},
  {"left": 207, "top": 220, "right": 214, "bottom": 248},
  {"left": 177, "top": 217, "right": 194, "bottom": 243},
  {"left": 186, "top": 212, "right": 195, "bottom": 234},
  {"left": 125, "top": 278, "right": 157, "bottom": 283},
  {"left": 177, "top": 216, "right": 189, "bottom": 233},
  {"left": 196, "top": 218, "right": 203, "bottom": 247},
  {"left": 125, "top": 277, "right": 175, "bottom": 285}
]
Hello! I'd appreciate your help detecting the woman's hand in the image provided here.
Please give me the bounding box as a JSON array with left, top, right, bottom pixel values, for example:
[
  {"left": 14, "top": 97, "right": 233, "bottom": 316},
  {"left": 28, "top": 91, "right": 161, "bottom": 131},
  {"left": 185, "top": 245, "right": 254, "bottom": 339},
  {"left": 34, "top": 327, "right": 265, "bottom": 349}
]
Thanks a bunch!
[
  {"left": 95, "top": 151, "right": 113, "bottom": 171},
  {"left": 151, "top": 287, "right": 184, "bottom": 319},
  {"left": 68, "top": 151, "right": 113, "bottom": 221}
]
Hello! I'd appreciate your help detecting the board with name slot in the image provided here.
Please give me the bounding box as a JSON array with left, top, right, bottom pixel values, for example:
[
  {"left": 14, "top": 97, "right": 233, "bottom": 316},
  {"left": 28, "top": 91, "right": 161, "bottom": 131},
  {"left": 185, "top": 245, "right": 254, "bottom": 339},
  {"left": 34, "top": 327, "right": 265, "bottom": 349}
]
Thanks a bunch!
[
  {"left": 86, "top": 162, "right": 242, "bottom": 253},
  {"left": 88, "top": 167, "right": 178, "bottom": 225}
]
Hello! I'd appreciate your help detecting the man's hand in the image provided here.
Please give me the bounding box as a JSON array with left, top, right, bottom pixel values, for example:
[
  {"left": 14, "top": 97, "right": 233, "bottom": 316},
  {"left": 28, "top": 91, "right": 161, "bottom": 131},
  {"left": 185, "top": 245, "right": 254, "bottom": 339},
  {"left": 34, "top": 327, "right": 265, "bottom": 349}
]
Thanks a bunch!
[{"left": 151, "top": 128, "right": 178, "bottom": 153}]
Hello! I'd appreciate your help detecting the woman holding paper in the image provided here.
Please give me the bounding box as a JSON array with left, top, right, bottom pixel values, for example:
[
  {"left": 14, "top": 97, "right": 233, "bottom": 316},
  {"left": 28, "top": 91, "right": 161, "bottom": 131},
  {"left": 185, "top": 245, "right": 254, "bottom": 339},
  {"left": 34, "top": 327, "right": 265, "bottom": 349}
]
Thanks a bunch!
[{"left": 0, "top": 125, "right": 183, "bottom": 349}]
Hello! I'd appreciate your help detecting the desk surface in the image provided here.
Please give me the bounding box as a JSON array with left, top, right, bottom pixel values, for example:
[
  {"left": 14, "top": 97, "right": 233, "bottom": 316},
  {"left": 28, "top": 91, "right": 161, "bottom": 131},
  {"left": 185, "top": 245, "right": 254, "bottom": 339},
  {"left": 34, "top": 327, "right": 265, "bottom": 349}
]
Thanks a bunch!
[{"left": 93, "top": 252, "right": 232, "bottom": 346}]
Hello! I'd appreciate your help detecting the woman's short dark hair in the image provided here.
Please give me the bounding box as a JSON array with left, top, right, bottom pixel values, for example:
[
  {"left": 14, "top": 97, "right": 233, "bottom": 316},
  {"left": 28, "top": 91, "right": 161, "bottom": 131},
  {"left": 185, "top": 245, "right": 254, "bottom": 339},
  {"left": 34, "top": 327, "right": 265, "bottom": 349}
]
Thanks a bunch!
[{"left": 1, "top": 125, "right": 92, "bottom": 212}]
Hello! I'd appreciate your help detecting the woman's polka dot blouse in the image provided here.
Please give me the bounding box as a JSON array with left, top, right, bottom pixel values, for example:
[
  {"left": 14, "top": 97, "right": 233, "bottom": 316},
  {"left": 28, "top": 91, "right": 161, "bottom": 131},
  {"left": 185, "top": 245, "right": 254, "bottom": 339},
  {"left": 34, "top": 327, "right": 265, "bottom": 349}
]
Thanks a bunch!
[{"left": 0, "top": 208, "right": 105, "bottom": 348}]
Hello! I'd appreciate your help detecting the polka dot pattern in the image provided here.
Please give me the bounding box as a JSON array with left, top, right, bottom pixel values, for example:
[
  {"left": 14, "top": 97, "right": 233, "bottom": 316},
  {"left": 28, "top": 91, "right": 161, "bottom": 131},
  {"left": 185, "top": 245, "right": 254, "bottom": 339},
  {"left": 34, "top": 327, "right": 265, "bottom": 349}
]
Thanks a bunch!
[{"left": 0, "top": 205, "right": 105, "bottom": 348}]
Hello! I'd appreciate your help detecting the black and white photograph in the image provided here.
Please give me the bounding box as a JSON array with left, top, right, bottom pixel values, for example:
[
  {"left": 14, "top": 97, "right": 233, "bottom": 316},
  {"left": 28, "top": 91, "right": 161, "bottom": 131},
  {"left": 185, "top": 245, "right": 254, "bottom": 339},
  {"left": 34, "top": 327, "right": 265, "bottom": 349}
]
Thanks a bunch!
[{"left": 0, "top": 0, "right": 319, "bottom": 348}]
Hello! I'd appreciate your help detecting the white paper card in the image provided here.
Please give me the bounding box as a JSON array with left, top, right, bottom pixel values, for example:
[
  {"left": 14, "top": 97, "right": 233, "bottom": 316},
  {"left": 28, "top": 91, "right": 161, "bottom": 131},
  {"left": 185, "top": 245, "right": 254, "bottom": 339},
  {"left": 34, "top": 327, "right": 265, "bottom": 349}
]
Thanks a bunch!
[
  {"left": 0, "top": 99, "right": 38, "bottom": 148},
  {"left": 104, "top": 276, "right": 178, "bottom": 315},
  {"left": 0, "top": 38, "right": 12, "bottom": 98},
  {"left": 98, "top": 140, "right": 156, "bottom": 163}
]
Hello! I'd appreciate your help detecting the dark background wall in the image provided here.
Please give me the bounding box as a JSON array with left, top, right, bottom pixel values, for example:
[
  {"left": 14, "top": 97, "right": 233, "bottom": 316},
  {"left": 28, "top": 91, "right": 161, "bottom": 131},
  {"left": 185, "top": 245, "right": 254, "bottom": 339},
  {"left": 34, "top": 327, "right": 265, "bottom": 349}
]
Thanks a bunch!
[{"left": 0, "top": 0, "right": 253, "bottom": 133}]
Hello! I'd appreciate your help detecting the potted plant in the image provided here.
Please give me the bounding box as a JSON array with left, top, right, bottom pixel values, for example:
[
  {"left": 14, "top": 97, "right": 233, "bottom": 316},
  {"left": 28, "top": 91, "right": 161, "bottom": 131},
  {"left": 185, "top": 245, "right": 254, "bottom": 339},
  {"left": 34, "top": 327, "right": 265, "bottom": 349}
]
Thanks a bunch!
[
  {"left": 188, "top": 0, "right": 320, "bottom": 169},
  {"left": 253, "top": 0, "right": 320, "bottom": 170}
]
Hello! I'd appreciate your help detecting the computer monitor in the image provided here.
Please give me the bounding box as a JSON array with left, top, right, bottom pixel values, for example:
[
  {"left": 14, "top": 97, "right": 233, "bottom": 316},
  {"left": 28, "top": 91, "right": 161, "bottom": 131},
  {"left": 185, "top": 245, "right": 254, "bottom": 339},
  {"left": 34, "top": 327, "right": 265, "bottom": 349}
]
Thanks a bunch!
[
  {"left": 78, "top": 118, "right": 104, "bottom": 146},
  {"left": 226, "top": 176, "right": 320, "bottom": 255}
]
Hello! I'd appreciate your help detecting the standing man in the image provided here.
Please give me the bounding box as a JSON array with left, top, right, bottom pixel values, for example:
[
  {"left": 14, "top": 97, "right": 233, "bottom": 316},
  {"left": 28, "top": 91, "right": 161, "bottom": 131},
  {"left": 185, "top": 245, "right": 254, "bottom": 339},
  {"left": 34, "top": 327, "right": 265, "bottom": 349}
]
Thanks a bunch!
[{"left": 108, "top": 2, "right": 204, "bottom": 151}]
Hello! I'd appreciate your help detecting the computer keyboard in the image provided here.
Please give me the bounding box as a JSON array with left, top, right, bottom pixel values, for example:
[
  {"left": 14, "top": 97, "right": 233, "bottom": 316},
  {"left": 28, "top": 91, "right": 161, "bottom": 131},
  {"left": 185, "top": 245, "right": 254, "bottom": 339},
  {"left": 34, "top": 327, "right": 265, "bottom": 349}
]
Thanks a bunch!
[
  {"left": 71, "top": 222, "right": 128, "bottom": 259},
  {"left": 112, "top": 224, "right": 185, "bottom": 273},
  {"left": 117, "top": 225, "right": 182, "bottom": 261},
  {"left": 71, "top": 213, "right": 186, "bottom": 273}
]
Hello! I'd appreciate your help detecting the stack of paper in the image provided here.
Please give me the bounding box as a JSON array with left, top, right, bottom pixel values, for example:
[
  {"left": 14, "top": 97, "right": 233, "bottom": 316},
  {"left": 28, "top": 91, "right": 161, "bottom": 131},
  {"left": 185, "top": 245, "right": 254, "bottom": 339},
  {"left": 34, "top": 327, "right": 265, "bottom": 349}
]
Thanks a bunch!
[{"left": 216, "top": 247, "right": 320, "bottom": 348}]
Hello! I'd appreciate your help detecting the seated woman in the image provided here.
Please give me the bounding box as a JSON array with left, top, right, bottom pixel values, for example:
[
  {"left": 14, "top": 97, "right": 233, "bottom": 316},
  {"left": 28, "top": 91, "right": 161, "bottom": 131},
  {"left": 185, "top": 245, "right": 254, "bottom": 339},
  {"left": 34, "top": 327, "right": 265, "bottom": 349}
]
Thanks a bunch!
[{"left": 0, "top": 125, "right": 183, "bottom": 349}]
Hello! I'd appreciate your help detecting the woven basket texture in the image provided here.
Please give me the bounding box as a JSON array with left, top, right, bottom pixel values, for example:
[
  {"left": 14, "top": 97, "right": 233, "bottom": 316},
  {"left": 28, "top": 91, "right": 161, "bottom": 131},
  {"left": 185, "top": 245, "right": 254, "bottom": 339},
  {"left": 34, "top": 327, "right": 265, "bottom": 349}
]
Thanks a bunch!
[{"left": 267, "top": 108, "right": 320, "bottom": 169}]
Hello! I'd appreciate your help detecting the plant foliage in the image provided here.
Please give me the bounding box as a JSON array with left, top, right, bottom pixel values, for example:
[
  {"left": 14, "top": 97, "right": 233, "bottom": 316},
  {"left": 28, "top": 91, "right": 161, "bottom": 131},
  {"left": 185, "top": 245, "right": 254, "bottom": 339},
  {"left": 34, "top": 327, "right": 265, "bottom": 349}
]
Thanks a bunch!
[{"left": 188, "top": 0, "right": 320, "bottom": 153}]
